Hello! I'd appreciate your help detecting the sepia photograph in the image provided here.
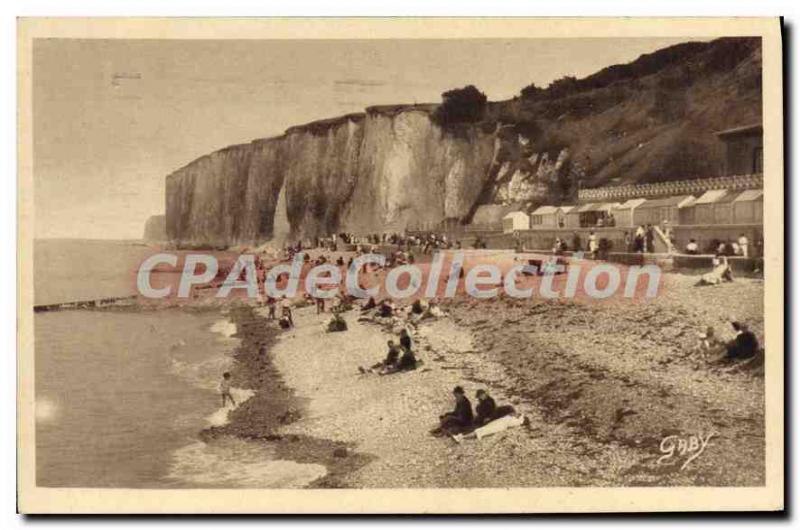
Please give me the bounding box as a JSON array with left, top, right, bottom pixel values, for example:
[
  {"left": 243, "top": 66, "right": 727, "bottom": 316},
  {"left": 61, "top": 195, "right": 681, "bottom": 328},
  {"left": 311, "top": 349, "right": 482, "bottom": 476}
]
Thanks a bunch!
[{"left": 16, "top": 17, "right": 784, "bottom": 513}]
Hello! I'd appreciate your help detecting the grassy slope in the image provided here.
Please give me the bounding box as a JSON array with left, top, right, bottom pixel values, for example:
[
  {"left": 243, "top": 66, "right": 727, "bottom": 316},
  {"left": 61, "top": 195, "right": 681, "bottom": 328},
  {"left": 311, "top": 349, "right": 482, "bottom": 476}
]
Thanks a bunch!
[{"left": 485, "top": 37, "right": 763, "bottom": 188}]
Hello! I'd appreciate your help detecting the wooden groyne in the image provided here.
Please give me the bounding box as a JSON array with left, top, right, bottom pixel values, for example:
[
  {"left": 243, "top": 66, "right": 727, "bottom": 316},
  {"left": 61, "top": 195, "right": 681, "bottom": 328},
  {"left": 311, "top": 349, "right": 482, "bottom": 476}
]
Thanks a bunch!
[{"left": 33, "top": 295, "right": 139, "bottom": 313}]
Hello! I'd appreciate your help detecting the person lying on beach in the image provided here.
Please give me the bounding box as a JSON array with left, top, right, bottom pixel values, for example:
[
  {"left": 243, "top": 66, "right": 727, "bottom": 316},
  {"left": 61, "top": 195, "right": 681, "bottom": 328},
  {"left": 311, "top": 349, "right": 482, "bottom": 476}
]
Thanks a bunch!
[
  {"left": 451, "top": 414, "right": 527, "bottom": 443},
  {"left": 473, "top": 389, "right": 516, "bottom": 427},
  {"left": 430, "top": 386, "right": 474, "bottom": 437},
  {"left": 219, "top": 372, "right": 236, "bottom": 407},
  {"left": 696, "top": 254, "right": 734, "bottom": 286}
]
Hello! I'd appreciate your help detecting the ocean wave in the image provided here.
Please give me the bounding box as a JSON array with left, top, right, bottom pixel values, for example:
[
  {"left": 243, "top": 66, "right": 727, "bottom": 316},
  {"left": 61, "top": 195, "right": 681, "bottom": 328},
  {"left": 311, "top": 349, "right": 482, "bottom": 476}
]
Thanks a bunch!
[
  {"left": 205, "top": 387, "right": 255, "bottom": 427},
  {"left": 166, "top": 438, "right": 327, "bottom": 488}
]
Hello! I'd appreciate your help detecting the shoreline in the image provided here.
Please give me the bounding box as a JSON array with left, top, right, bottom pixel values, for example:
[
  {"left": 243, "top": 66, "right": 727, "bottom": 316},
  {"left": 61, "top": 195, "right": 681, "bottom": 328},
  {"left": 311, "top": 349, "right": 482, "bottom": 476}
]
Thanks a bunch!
[
  {"left": 36, "top": 248, "right": 765, "bottom": 488},
  {"left": 200, "top": 303, "right": 375, "bottom": 487}
]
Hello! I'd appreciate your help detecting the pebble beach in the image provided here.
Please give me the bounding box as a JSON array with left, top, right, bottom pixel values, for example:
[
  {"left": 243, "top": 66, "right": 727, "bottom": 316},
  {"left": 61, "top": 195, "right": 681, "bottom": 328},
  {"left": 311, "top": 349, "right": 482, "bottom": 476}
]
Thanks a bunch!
[{"left": 202, "top": 252, "right": 765, "bottom": 488}]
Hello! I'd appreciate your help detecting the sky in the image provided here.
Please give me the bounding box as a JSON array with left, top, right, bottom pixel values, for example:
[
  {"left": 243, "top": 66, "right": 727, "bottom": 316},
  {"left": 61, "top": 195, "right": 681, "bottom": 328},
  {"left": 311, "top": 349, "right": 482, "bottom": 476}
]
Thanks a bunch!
[{"left": 32, "top": 37, "right": 694, "bottom": 239}]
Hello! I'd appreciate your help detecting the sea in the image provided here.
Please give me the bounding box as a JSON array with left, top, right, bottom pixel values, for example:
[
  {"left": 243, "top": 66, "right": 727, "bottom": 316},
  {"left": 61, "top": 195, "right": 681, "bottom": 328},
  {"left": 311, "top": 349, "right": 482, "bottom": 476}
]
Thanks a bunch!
[{"left": 34, "top": 239, "right": 326, "bottom": 488}]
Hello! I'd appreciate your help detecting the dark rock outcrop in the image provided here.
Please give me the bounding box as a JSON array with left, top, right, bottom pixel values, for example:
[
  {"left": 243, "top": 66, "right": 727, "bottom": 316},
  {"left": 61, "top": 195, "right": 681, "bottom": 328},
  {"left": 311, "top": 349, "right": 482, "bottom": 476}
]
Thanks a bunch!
[{"left": 142, "top": 215, "right": 167, "bottom": 242}]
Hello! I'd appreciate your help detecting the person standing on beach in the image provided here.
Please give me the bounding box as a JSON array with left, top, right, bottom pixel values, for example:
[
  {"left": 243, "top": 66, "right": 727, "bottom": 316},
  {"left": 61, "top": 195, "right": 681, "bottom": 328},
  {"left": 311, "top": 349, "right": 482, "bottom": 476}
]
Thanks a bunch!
[
  {"left": 266, "top": 296, "right": 276, "bottom": 320},
  {"left": 256, "top": 260, "right": 266, "bottom": 295},
  {"left": 645, "top": 224, "right": 655, "bottom": 253},
  {"left": 572, "top": 232, "right": 581, "bottom": 253},
  {"left": 219, "top": 372, "right": 236, "bottom": 407},
  {"left": 588, "top": 231, "right": 599, "bottom": 259},
  {"left": 634, "top": 225, "right": 645, "bottom": 253},
  {"left": 738, "top": 233, "right": 749, "bottom": 258},
  {"left": 281, "top": 296, "right": 294, "bottom": 327}
]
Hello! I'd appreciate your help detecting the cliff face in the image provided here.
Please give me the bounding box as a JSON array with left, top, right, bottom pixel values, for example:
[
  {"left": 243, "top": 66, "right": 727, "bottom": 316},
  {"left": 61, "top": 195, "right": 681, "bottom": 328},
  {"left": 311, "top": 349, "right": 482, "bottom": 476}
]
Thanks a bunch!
[
  {"left": 165, "top": 37, "right": 762, "bottom": 247},
  {"left": 165, "top": 144, "right": 253, "bottom": 247},
  {"left": 166, "top": 109, "right": 500, "bottom": 246},
  {"left": 143, "top": 215, "right": 167, "bottom": 242}
]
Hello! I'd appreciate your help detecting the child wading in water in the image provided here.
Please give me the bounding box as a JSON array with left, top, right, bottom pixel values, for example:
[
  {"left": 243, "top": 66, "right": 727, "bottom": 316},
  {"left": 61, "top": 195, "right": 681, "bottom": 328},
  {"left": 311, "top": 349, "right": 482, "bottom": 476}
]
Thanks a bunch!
[{"left": 219, "top": 372, "right": 236, "bottom": 407}]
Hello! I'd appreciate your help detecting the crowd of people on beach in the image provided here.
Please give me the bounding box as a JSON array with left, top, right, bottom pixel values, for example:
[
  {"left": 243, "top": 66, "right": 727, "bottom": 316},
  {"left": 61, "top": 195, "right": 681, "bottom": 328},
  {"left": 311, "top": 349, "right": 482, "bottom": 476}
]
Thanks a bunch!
[
  {"left": 255, "top": 238, "right": 536, "bottom": 441},
  {"left": 278, "top": 224, "right": 762, "bottom": 276},
  {"left": 204, "top": 230, "right": 766, "bottom": 457},
  {"left": 545, "top": 222, "right": 762, "bottom": 261},
  {"left": 304, "top": 231, "right": 497, "bottom": 257}
]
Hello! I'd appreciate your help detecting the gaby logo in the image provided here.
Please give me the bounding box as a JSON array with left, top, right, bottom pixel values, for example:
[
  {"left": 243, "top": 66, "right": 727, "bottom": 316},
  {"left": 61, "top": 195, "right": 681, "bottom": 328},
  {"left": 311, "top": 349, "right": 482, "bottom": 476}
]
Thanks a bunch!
[
  {"left": 658, "top": 431, "right": 718, "bottom": 471},
  {"left": 135, "top": 251, "right": 662, "bottom": 301}
]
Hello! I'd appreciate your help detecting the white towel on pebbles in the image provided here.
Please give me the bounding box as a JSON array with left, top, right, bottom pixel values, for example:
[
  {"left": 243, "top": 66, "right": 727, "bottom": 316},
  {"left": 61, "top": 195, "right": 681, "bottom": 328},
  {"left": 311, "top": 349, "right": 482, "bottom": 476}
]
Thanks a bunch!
[{"left": 473, "top": 415, "right": 526, "bottom": 440}]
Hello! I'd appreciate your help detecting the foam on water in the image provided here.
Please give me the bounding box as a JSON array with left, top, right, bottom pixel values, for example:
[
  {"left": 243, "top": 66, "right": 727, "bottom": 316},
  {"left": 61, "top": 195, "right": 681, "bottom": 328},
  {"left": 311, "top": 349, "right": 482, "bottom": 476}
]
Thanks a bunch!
[
  {"left": 209, "top": 319, "right": 238, "bottom": 339},
  {"left": 169, "top": 356, "right": 233, "bottom": 392},
  {"left": 205, "top": 388, "right": 256, "bottom": 427},
  {"left": 167, "top": 317, "right": 241, "bottom": 391},
  {"left": 167, "top": 438, "right": 327, "bottom": 488},
  {"left": 34, "top": 241, "right": 319, "bottom": 488}
]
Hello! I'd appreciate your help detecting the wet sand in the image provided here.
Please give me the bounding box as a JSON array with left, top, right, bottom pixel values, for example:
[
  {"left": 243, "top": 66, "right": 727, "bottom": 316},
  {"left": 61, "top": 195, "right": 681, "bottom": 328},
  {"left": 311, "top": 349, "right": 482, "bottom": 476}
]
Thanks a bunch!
[{"left": 200, "top": 304, "right": 375, "bottom": 486}]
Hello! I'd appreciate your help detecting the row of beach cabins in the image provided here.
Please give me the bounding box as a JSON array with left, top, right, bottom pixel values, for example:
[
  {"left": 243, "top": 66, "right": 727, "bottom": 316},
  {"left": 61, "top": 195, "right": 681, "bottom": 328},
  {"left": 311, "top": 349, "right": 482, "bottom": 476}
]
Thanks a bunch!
[{"left": 502, "top": 188, "right": 764, "bottom": 233}]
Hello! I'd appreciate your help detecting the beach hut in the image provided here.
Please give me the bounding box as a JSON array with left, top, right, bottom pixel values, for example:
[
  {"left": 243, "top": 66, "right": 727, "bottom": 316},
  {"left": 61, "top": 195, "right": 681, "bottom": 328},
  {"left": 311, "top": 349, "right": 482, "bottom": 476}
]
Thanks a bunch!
[
  {"left": 633, "top": 195, "right": 695, "bottom": 226},
  {"left": 557, "top": 206, "right": 575, "bottom": 228},
  {"left": 566, "top": 203, "right": 591, "bottom": 228},
  {"left": 575, "top": 203, "right": 599, "bottom": 227},
  {"left": 613, "top": 198, "right": 648, "bottom": 228},
  {"left": 599, "top": 202, "right": 622, "bottom": 226},
  {"left": 678, "top": 199, "right": 696, "bottom": 225},
  {"left": 692, "top": 189, "right": 735, "bottom": 225},
  {"left": 502, "top": 211, "right": 530, "bottom": 233},
  {"left": 573, "top": 203, "right": 618, "bottom": 228},
  {"left": 732, "top": 189, "right": 763, "bottom": 224},
  {"left": 530, "top": 205, "right": 559, "bottom": 228}
]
